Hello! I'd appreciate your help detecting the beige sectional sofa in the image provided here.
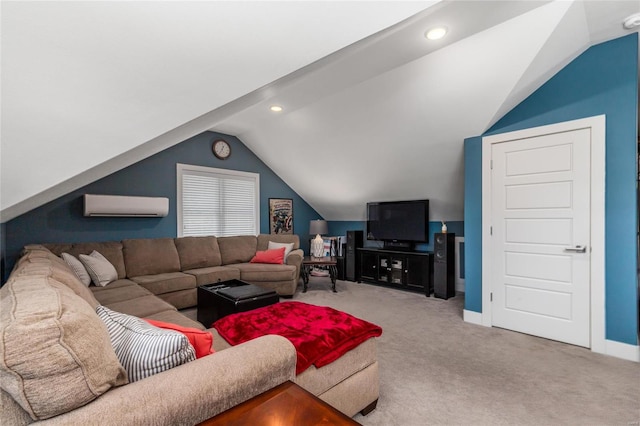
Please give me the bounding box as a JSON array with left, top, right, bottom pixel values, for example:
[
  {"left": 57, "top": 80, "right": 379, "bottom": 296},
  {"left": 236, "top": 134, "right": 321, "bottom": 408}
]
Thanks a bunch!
[
  {"left": 0, "top": 236, "right": 380, "bottom": 425},
  {"left": 43, "top": 233, "right": 303, "bottom": 310}
]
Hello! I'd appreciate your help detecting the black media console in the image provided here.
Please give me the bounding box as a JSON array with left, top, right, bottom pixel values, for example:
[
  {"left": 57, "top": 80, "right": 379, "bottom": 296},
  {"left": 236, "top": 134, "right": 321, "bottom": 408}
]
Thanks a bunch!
[{"left": 357, "top": 248, "right": 433, "bottom": 296}]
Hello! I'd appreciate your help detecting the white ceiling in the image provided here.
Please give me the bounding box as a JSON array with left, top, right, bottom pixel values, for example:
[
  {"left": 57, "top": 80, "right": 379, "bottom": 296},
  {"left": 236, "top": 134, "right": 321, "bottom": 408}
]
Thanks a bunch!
[{"left": 2, "top": 1, "right": 638, "bottom": 223}]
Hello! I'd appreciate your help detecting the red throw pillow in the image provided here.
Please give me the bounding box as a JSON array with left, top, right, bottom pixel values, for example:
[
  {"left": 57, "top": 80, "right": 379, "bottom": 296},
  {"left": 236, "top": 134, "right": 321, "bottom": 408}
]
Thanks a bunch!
[
  {"left": 250, "top": 247, "right": 286, "bottom": 264},
  {"left": 144, "top": 319, "right": 214, "bottom": 358}
]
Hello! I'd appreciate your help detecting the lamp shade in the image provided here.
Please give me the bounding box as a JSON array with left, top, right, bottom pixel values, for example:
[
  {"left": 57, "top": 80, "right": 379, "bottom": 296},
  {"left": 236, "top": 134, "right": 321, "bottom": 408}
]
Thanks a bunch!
[{"left": 309, "top": 220, "right": 328, "bottom": 236}]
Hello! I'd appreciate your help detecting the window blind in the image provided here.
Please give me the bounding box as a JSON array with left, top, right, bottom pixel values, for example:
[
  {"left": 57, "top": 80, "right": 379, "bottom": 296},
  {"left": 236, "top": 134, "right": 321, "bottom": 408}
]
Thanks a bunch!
[{"left": 178, "top": 165, "right": 259, "bottom": 237}]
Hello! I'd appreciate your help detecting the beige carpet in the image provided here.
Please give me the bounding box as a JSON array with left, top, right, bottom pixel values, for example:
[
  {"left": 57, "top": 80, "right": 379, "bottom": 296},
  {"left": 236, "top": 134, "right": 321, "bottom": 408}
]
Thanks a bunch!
[{"left": 292, "top": 278, "right": 640, "bottom": 426}]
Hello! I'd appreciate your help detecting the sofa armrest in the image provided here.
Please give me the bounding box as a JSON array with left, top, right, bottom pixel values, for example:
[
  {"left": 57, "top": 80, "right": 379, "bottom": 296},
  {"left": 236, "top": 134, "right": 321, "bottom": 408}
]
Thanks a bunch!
[
  {"left": 286, "top": 249, "right": 304, "bottom": 282},
  {"left": 39, "top": 335, "right": 296, "bottom": 426}
]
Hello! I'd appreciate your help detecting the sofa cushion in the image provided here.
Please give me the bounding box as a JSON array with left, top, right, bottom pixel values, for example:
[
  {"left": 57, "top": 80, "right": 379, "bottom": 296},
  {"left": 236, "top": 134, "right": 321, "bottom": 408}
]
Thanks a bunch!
[
  {"left": 97, "top": 306, "right": 195, "bottom": 383},
  {"left": 90, "top": 278, "right": 139, "bottom": 292},
  {"left": 295, "top": 337, "right": 377, "bottom": 396},
  {"left": 217, "top": 235, "right": 258, "bottom": 265},
  {"left": 79, "top": 251, "right": 118, "bottom": 287},
  {"left": 123, "top": 238, "right": 181, "bottom": 277},
  {"left": 183, "top": 266, "right": 241, "bottom": 286},
  {"left": 61, "top": 253, "right": 92, "bottom": 286},
  {"left": 40, "top": 242, "right": 73, "bottom": 257},
  {"left": 157, "top": 289, "right": 197, "bottom": 310},
  {"left": 233, "top": 263, "right": 296, "bottom": 282},
  {"left": 174, "top": 236, "right": 222, "bottom": 270},
  {"left": 130, "top": 272, "right": 196, "bottom": 295},
  {"left": 144, "top": 310, "right": 206, "bottom": 331},
  {"left": 104, "top": 294, "right": 177, "bottom": 318},
  {"left": 0, "top": 275, "right": 127, "bottom": 420},
  {"left": 91, "top": 279, "right": 153, "bottom": 306},
  {"left": 49, "top": 241, "right": 127, "bottom": 280}
]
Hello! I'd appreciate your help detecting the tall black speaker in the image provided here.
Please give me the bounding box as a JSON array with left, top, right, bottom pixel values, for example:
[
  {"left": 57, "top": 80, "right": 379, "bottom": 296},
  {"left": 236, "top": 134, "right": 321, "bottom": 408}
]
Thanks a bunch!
[
  {"left": 336, "top": 256, "right": 346, "bottom": 281},
  {"left": 345, "top": 230, "right": 363, "bottom": 282},
  {"left": 434, "top": 233, "right": 455, "bottom": 299}
]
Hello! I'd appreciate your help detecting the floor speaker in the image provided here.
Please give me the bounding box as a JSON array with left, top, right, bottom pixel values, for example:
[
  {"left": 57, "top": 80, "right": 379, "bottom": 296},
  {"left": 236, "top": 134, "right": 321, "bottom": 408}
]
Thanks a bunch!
[
  {"left": 345, "top": 230, "right": 363, "bottom": 282},
  {"left": 336, "top": 257, "right": 345, "bottom": 281},
  {"left": 434, "top": 233, "right": 455, "bottom": 299}
]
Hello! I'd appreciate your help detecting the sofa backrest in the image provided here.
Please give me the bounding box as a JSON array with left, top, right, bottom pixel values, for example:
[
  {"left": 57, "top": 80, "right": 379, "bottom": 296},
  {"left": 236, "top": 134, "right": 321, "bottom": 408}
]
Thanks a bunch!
[
  {"left": 217, "top": 235, "right": 258, "bottom": 265},
  {"left": 174, "top": 236, "right": 222, "bottom": 270},
  {"left": 1, "top": 247, "right": 127, "bottom": 421},
  {"left": 19, "top": 245, "right": 100, "bottom": 308},
  {"left": 44, "top": 241, "right": 127, "bottom": 280},
  {"left": 122, "top": 238, "right": 181, "bottom": 277},
  {"left": 256, "top": 234, "right": 300, "bottom": 251}
]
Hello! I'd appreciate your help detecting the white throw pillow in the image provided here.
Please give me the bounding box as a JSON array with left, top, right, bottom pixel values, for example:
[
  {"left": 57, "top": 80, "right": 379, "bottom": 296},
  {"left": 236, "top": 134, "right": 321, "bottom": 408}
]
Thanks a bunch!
[
  {"left": 268, "top": 241, "right": 294, "bottom": 259},
  {"left": 61, "top": 252, "right": 91, "bottom": 287},
  {"left": 96, "top": 306, "right": 195, "bottom": 383},
  {"left": 79, "top": 251, "right": 118, "bottom": 287}
]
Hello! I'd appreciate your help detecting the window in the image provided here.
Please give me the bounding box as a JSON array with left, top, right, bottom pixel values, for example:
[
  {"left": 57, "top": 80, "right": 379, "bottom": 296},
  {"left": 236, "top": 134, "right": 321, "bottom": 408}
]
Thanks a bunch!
[{"left": 177, "top": 164, "right": 260, "bottom": 237}]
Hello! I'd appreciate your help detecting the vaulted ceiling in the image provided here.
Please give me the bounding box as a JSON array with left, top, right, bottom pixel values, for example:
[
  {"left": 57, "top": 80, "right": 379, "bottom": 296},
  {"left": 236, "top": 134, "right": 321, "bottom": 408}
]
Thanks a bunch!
[{"left": 2, "top": 1, "right": 638, "bottom": 223}]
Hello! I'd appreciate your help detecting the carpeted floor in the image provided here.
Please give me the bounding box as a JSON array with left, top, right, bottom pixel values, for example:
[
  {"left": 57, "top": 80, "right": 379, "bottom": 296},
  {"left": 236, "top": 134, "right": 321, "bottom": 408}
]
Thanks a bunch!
[
  {"left": 185, "top": 278, "right": 640, "bottom": 425},
  {"left": 293, "top": 278, "right": 640, "bottom": 426}
]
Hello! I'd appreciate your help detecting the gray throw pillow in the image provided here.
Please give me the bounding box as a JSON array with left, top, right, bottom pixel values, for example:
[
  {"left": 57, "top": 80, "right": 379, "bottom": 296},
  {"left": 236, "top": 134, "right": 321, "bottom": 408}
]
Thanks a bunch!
[
  {"left": 268, "top": 241, "right": 294, "bottom": 259},
  {"left": 79, "top": 250, "right": 117, "bottom": 287}
]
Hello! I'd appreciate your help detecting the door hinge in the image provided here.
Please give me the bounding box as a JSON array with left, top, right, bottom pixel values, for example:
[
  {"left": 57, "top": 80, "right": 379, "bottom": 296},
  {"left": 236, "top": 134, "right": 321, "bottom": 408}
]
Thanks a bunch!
[
  {"left": 490, "top": 292, "right": 493, "bottom": 302},
  {"left": 490, "top": 160, "right": 493, "bottom": 169},
  {"left": 490, "top": 226, "right": 493, "bottom": 235}
]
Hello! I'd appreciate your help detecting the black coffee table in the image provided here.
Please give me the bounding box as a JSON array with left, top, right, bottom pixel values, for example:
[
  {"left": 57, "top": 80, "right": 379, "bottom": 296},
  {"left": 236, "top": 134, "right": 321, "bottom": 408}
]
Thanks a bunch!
[{"left": 197, "top": 279, "right": 279, "bottom": 328}]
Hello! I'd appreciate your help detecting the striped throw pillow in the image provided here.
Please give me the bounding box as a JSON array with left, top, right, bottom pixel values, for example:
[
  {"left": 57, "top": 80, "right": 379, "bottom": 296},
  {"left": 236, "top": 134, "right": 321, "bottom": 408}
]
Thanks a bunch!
[
  {"left": 96, "top": 306, "right": 196, "bottom": 382},
  {"left": 61, "top": 252, "right": 92, "bottom": 286}
]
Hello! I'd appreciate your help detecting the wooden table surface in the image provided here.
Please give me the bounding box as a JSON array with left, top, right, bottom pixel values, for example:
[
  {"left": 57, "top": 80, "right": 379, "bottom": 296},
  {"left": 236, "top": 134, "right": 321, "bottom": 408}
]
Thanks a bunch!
[
  {"left": 198, "top": 380, "right": 361, "bottom": 426},
  {"left": 301, "top": 256, "right": 339, "bottom": 292}
]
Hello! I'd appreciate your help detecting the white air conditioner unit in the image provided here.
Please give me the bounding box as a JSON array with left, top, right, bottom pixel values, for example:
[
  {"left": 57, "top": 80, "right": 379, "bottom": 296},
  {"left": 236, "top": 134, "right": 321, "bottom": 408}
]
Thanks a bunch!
[{"left": 83, "top": 194, "right": 169, "bottom": 217}]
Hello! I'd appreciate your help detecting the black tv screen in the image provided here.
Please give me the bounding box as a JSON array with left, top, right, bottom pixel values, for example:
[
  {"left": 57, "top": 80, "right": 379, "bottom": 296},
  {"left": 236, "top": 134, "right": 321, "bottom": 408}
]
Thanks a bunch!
[{"left": 366, "top": 200, "right": 429, "bottom": 243}]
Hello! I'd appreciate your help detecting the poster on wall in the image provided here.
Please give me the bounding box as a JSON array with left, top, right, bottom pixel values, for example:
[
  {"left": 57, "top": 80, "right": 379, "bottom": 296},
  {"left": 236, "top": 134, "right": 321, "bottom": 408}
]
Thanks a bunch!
[{"left": 269, "top": 198, "right": 293, "bottom": 234}]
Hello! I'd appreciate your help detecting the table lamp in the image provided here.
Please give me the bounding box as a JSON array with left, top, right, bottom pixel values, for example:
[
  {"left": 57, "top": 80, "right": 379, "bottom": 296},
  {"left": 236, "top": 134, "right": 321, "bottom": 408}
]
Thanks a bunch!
[{"left": 309, "top": 220, "right": 328, "bottom": 257}]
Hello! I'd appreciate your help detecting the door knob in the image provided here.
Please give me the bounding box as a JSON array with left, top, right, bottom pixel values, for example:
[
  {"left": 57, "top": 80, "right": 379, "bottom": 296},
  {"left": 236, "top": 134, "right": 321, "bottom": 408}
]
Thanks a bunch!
[{"left": 564, "top": 245, "right": 587, "bottom": 253}]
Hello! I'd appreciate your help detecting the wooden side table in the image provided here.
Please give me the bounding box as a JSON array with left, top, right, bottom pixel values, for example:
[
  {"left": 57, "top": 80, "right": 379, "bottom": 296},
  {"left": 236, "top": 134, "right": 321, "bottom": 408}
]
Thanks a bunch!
[
  {"left": 197, "top": 381, "right": 361, "bottom": 425},
  {"left": 301, "top": 256, "right": 338, "bottom": 292}
]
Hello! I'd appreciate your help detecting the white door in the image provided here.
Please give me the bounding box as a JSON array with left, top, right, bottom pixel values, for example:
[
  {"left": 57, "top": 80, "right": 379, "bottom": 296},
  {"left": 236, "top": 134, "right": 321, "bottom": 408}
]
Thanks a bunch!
[{"left": 490, "top": 128, "right": 591, "bottom": 347}]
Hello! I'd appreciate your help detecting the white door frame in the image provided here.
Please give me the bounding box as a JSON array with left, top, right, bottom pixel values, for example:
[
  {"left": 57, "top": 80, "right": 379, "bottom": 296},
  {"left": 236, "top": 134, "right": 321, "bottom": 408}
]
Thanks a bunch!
[{"left": 481, "top": 115, "right": 606, "bottom": 354}]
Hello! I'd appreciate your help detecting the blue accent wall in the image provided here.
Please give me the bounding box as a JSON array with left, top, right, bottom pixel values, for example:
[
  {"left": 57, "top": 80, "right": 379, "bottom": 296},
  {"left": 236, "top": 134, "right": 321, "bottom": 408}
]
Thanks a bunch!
[
  {"left": 3, "top": 131, "right": 321, "bottom": 282},
  {"left": 464, "top": 34, "right": 638, "bottom": 345},
  {"left": 463, "top": 136, "right": 483, "bottom": 313},
  {"left": 327, "top": 221, "right": 365, "bottom": 240}
]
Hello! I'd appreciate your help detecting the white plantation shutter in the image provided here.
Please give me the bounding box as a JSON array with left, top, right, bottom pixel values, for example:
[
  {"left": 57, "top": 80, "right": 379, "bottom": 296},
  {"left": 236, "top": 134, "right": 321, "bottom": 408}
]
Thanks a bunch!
[{"left": 177, "top": 164, "right": 259, "bottom": 237}]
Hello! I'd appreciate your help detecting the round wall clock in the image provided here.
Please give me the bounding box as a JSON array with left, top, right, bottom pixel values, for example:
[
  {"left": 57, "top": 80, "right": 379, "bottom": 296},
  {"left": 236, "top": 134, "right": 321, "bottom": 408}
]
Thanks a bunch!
[{"left": 212, "top": 139, "right": 231, "bottom": 160}]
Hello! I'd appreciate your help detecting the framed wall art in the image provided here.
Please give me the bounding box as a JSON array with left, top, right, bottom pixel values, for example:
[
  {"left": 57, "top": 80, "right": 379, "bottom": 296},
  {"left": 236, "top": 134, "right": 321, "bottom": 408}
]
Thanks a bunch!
[{"left": 269, "top": 198, "right": 293, "bottom": 234}]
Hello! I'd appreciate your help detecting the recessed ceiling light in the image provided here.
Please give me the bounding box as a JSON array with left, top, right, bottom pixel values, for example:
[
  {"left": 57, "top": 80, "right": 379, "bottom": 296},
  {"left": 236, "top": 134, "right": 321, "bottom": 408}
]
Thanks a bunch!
[
  {"left": 623, "top": 13, "right": 640, "bottom": 30},
  {"left": 425, "top": 27, "right": 447, "bottom": 40},
  {"left": 270, "top": 105, "right": 283, "bottom": 112}
]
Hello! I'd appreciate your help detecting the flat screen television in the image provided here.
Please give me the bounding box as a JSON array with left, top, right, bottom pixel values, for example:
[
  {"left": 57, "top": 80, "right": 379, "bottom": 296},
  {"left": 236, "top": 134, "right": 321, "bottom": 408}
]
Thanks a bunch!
[{"left": 366, "top": 200, "right": 429, "bottom": 249}]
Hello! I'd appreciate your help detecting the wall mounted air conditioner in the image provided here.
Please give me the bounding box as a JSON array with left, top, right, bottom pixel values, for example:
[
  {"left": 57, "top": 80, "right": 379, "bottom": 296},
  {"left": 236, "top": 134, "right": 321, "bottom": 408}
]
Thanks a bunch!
[{"left": 83, "top": 194, "right": 169, "bottom": 217}]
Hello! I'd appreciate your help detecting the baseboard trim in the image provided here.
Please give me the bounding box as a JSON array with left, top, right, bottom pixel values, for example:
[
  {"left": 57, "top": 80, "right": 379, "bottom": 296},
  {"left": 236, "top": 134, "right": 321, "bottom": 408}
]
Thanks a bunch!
[
  {"left": 603, "top": 339, "right": 640, "bottom": 362},
  {"left": 462, "top": 310, "right": 638, "bottom": 362},
  {"left": 463, "top": 309, "right": 483, "bottom": 325}
]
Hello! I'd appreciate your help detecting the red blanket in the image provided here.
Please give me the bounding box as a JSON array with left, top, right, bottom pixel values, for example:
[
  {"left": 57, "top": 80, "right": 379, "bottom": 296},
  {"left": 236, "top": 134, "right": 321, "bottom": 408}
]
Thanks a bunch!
[{"left": 213, "top": 302, "right": 382, "bottom": 374}]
